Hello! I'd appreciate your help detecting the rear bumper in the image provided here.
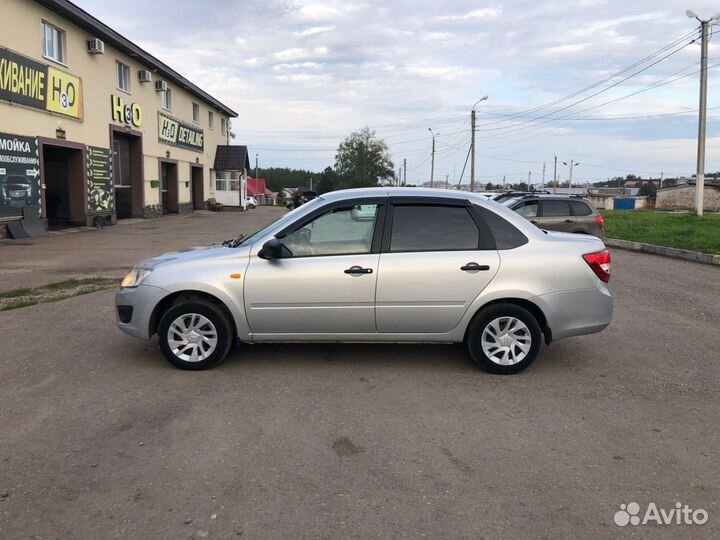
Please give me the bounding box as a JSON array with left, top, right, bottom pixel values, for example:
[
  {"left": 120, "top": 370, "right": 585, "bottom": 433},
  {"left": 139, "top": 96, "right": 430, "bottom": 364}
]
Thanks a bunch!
[
  {"left": 115, "top": 284, "right": 168, "bottom": 340},
  {"left": 533, "top": 283, "right": 613, "bottom": 341}
]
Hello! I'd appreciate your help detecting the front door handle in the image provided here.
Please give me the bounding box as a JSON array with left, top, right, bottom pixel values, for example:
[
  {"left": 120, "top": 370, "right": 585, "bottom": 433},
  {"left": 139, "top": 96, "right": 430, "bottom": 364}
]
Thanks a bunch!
[
  {"left": 344, "top": 266, "right": 373, "bottom": 275},
  {"left": 564, "top": 219, "right": 573, "bottom": 223},
  {"left": 461, "top": 263, "right": 490, "bottom": 272},
  {"left": 530, "top": 219, "right": 538, "bottom": 224}
]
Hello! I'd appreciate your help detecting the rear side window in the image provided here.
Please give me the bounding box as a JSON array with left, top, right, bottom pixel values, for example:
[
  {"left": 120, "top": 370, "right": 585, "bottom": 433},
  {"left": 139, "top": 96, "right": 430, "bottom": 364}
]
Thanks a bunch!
[
  {"left": 541, "top": 200, "right": 570, "bottom": 217},
  {"left": 390, "top": 205, "right": 479, "bottom": 252},
  {"left": 514, "top": 200, "right": 538, "bottom": 218},
  {"left": 569, "top": 200, "right": 593, "bottom": 216},
  {"left": 475, "top": 206, "right": 528, "bottom": 250}
]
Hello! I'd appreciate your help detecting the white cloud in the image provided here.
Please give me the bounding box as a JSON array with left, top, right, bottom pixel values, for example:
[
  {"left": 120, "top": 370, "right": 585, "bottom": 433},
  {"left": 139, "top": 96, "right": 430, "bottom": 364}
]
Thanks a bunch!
[{"left": 435, "top": 8, "right": 502, "bottom": 22}]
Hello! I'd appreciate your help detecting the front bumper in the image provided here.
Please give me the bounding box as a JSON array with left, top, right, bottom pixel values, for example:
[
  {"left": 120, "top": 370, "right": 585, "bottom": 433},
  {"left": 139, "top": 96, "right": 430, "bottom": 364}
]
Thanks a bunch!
[{"left": 115, "top": 284, "right": 168, "bottom": 340}]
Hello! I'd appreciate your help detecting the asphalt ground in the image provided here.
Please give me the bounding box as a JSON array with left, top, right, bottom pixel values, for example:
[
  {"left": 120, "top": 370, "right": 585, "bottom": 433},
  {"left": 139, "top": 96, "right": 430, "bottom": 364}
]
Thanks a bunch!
[{"left": 1, "top": 207, "right": 718, "bottom": 539}]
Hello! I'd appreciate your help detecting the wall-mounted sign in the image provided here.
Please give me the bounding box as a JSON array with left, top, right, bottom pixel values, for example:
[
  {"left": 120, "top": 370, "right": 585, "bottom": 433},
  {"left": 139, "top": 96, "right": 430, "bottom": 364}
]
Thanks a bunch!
[
  {"left": 86, "top": 145, "right": 113, "bottom": 212},
  {"left": 0, "top": 132, "right": 40, "bottom": 218},
  {"left": 47, "top": 66, "right": 82, "bottom": 119},
  {"left": 111, "top": 94, "right": 142, "bottom": 127},
  {"left": 158, "top": 112, "right": 204, "bottom": 152},
  {"left": 0, "top": 47, "right": 83, "bottom": 120}
]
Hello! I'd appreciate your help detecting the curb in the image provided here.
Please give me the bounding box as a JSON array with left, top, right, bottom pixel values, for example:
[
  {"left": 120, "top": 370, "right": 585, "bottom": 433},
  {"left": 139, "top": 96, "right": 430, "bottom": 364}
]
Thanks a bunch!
[{"left": 605, "top": 238, "right": 720, "bottom": 266}]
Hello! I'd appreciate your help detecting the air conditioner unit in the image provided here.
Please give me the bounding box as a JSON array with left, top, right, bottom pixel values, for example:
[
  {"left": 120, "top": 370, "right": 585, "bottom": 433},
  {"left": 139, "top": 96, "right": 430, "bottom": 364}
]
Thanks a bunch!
[
  {"left": 138, "top": 70, "right": 152, "bottom": 83},
  {"left": 87, "top": 38, "right": 105, "bottom": 54},
  {"left": 155, "top": 80, "right": 168, "bottom": 92}
]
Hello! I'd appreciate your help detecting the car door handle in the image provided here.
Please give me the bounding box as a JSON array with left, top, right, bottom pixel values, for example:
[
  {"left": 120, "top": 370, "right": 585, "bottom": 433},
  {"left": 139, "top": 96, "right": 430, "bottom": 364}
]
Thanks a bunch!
[
  {"left": 564, "top": 219, "right": 573, "bottom": 223},
  {"left": 461, "top": 263, "right": 490, "bottom": 272},
  {"left": 530, "top": 220, "right": 538, "bottom": 224},
  {"left": 344, "top": 266, "right": 373, "bottom": 275}
]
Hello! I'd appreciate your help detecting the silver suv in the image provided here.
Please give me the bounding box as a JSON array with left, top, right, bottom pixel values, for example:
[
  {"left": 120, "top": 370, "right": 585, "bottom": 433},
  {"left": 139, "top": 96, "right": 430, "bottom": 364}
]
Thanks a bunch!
[{"left": 116, "top": 188, "right": 613, "bottom": 374}]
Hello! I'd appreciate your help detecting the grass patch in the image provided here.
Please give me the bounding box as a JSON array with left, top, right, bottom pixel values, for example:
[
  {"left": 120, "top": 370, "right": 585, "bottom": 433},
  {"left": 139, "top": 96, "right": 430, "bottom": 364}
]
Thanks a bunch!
[
  {"left": 0, "top": 277, "right": 119, "bottom": 311},
  {"left": 601, "top": 210, "right": 720, "bottom": 255}
]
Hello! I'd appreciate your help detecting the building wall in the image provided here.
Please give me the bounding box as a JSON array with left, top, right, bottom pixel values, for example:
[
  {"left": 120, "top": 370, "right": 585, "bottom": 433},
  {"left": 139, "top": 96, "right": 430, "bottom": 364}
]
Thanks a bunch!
[
  {"left": 0, "top": 0, "right": 231, "bottom": 222},
  {"left": 656, "top": 185, "right": 720, "bottom": 211}
]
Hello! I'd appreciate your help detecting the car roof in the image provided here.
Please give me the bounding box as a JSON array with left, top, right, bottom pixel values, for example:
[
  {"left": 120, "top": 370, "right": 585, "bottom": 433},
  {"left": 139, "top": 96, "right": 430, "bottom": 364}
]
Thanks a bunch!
[{"left": 320, "top": 187, "right": 484, "bottom": 202}]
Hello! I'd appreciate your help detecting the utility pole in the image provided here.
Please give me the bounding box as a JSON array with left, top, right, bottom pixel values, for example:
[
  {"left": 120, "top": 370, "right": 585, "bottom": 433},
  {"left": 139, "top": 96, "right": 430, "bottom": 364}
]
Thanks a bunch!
[
  {"left": 528, "top": 171, "right": 532, "bottom": 185},
  {"left": 553, "top": 155, "right": 558, "bottom": 193},
  {"left": 563, "top": 160, "right": 579, "bottom": 185},
  {"left": 542, "top": 161, "right": 546, "bottom": 189},
  {"left": 255, "top": 153, "right": 259, "bottom": 180},
  {"left": 428, "top": 128, "right": 437, "bottom": 188},
  {"left": 470, "top": 95, "right": 488, "bottom": 193},
  {"left": 686, "top": 10, "right": 717, "bottom": 216},
  {"left": 445, "top": 174, "right": 449, "bottom": 189},
  {"left": 403, "top": 158, "right": 407, "bottom": 186},
  {"left": 660, "top": 171, "right": 664, "bottom": 190}
]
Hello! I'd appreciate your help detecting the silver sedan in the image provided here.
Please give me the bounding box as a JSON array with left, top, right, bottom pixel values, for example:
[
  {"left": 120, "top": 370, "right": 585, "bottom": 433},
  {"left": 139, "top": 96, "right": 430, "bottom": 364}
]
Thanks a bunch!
[{"left": 116, "top": 188, "right": 613, "bottom": 374}]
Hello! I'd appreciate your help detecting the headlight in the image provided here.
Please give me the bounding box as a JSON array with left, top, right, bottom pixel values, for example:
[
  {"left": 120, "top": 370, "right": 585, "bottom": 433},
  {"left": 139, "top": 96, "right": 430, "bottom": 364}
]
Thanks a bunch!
[{"left": 121, "top": 268, "right": 152, "bottom": 288}]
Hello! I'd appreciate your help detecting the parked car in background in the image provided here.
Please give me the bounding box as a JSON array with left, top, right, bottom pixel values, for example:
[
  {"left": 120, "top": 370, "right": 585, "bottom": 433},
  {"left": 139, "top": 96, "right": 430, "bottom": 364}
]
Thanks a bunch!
[
  {"left": 244, "top": 196, "right": 258, "bottom": 209},
  {"left": 502, "top": 194, "right": 604, "bottom": 238},
  {"left": 116, "top": 188, "right": 612, "bottom": 374},
  {"left": 492, "top": 191, "right": 550, "bottom": 204}
]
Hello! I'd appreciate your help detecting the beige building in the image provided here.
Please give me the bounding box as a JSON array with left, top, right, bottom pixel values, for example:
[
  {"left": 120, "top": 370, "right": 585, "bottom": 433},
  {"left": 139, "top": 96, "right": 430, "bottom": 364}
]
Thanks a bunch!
[
  {"left": 0, "top": 0, "right": 243, "bottom": 236},
  {"left": 656, "top": 182, "right": 720, "bottom": 212}
]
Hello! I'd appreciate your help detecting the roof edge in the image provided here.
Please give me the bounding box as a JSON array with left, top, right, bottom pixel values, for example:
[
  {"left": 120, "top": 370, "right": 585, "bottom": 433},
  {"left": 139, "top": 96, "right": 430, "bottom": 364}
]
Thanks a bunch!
[{"left": 34, "top": 0, "right": 238, "bottom": 118}]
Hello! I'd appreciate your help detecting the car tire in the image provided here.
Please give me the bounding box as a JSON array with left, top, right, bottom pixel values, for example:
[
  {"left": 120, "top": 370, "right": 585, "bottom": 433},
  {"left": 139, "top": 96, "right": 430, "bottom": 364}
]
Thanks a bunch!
[
  {"left": 466, "top": 303, "right": 542, "bottom": 374},
  {"left": 248, "top": 204, "right": 256, "bottom": 209},
  {"left": 157, "top": 300, "right": 234, "bottom": 370}
]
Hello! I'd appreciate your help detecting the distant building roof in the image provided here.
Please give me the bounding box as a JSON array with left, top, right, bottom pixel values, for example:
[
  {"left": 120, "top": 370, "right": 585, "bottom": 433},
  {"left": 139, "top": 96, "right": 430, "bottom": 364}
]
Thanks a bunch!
[
  {"left": 246, "top": 177, "right": 267, "bottom": 196},
  {"left": 214, "top": 145, "right": 250, "bottom": 171}
]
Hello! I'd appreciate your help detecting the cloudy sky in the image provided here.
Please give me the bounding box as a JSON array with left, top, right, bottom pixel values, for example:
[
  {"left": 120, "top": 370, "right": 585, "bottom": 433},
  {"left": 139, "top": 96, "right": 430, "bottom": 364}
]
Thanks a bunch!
[{"left": 76, "top": 0, "right": 720, "bottom": 184}]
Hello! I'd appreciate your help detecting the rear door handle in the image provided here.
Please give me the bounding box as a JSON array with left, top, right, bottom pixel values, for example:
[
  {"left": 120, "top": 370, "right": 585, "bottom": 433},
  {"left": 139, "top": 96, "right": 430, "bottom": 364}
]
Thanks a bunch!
[
  {"left": 530, "top": 220, "right": 538, "bottom": 224},
  {"left": 344, "top": 266, "right": 373, "bottom": 275},
  {"left": 564, "top": 219, "right": 573, "bottom": 223},
  {"left": 461, "top": 263, "right": 490, "bottom": 272}
]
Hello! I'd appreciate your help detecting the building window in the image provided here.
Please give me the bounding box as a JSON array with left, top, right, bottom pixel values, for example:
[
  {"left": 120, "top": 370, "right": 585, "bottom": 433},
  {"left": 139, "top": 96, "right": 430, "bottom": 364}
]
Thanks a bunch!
[
  {"left": 221, "top": 117, "right": 227, "bottom": 136},
  {"left": 208, "top": 111, "right": 214, "bottom": 130},
  {"left": 42, "top": 21, "right": 66, "bottom": 64},
  {"left": 116, "top": 61, "right": 131, "bottom": 93},
  {"left": 215, "top": 170, "right": 228, "bottom": 191},
  {"left": 192, "top": 102, "right": 200, "bottom": 123},
  {"left": 162, "top": 88, "right": 171, "bottom": 110}
]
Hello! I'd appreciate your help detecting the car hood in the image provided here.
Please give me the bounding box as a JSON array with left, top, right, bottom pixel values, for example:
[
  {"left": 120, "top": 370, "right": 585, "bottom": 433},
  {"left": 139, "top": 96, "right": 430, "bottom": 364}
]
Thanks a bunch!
[{"left": 137, "top": 244, "right": 250, "bottom": 268}]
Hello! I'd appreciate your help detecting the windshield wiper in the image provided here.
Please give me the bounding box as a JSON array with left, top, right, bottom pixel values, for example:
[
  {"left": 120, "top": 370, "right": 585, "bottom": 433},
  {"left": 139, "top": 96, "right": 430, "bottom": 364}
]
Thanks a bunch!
[{"left": 221, "top": 234, "right": 245, "bottom": 248}]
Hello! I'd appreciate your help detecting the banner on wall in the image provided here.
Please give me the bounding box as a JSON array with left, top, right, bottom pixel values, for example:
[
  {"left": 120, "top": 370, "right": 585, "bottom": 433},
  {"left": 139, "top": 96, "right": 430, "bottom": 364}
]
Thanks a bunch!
[
  {"left": 0, "top": 47, "right": 83, "bottom": 120},
  {"left": 158, "top": 112, "right": 204, "bottom": 152},
  {"left": 0, "top": 132, "right": 40, "bottom": 218},
  {"left": 86, "top": 146, "right": 113, "bottom": 212}
]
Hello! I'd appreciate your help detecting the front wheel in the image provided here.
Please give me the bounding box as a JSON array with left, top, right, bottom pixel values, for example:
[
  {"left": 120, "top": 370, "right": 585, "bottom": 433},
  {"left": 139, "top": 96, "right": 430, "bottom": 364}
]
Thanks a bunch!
[
  {"left": 466, "top": 303, "right": 542, "bottom": 374},
  {"left": 157, "top": 300, "right": 234, "bottom": 370}
]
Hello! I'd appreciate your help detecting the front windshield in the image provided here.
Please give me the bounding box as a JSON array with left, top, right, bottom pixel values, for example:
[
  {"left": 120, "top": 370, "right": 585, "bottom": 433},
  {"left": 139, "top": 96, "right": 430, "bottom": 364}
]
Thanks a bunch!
[{"left": 234, "top": 197, "right": 325, "bottom": 246}]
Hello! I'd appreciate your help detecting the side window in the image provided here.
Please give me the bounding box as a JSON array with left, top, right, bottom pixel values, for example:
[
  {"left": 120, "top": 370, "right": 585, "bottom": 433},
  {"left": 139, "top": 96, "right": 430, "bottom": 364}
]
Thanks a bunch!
[
  {"left": 281, "top": 204, "right": 378, "bottom": 257},
  {"left": 541, "top": 200, "right": 570, "bottom": 217},
  {"left": 475, "top": 206, "right": 528, "bottom": 249},
  {"left": 569, "top": 200, "right": 593, "bottom": 216},
  {"left": 390, "top": 205, "right": 479, "bottom": 252},
  {"left": 514, "top": 200, "right": 538, "bottom": 218}
]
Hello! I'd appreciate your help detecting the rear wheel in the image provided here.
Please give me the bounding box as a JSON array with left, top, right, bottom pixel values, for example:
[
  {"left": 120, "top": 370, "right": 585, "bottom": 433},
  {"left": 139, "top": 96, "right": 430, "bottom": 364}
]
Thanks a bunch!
[
  {"left": 157, "top": 300, "right": 234, "bottom": 370},
  {"left": 466, "top": 303, "right": 542, "bottom": 374}
]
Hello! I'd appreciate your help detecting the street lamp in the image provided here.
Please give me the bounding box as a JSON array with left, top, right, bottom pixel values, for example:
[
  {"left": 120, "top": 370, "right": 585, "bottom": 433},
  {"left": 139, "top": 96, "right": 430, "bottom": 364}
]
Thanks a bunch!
[
  {"left": 562, "top": 160, "right": 580, "bottom": 186},
  {"left": 428, "top": 127, "right": 439, "bottom": 188},
  {"left": 686, "top": 9, "right": 720, "bottom": 216},
  {"left": 470, "top": 95, "right": 489, "bottom": 193}
]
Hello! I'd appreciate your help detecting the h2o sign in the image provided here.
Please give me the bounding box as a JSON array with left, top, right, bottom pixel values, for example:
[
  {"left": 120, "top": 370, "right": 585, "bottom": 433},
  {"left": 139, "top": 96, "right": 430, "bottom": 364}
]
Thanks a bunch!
[{"left": 111, "top": 94, "right": 142, "bottom": 127}]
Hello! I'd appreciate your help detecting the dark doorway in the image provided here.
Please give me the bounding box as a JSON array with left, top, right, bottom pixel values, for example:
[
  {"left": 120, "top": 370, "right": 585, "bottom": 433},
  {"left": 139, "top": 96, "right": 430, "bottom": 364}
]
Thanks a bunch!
[
  {"left": 191, "top": 166, "right": 204, "bottom": 210},
  {"left": 160, "top": 161, "right": 178, "bottom": 214},
  {"left": 111, "top": 129, "right": 143, "bottom": 219},
  {"left": 41, "top": 145, "right": 85, "bottom": 229}
]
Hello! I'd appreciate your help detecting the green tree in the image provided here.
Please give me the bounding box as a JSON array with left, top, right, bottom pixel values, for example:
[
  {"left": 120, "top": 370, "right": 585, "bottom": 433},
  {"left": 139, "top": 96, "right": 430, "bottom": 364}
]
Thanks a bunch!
[
  {"left": 317, "top": 166, "right": 339, "bottom": 194},
  {"left": 334, "top": 127, "right": 394, "bottom": 188}
]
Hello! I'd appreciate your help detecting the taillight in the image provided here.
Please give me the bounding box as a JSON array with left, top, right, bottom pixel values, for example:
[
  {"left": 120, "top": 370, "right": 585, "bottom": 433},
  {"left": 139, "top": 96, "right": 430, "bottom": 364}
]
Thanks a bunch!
[
  {"left": 594, "top": 214, "right": 604, "bottom": 230},
  {"left": 583, "top": 250, "right": 611, "bottom": 283}
]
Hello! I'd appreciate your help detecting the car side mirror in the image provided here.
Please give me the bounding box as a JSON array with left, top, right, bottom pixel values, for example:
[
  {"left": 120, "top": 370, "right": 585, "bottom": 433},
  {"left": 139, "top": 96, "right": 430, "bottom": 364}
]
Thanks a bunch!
[{"left": 258, "top": 238, "right": 285, "bottom": 260}]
